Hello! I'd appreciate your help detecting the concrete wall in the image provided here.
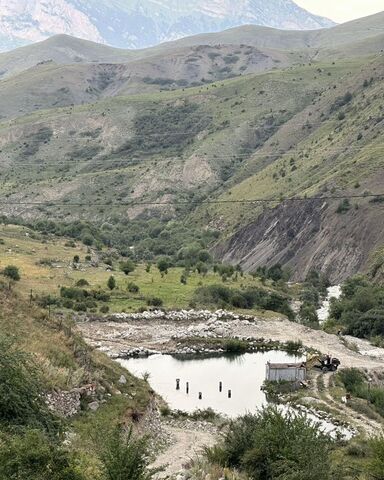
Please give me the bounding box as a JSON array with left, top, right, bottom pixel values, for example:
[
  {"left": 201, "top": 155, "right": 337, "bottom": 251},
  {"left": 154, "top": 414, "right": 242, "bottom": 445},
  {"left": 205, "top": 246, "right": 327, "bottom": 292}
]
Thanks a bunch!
[{"left": 266, "top": 364, "right": 306, "bottom": 382}]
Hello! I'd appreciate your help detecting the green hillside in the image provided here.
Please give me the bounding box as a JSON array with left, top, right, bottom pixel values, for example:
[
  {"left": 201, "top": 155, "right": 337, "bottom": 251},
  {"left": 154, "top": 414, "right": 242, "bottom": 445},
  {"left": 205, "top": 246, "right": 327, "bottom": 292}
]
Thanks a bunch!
[{"left": 0, "top": 13, "right": 383, "bottom": 281}]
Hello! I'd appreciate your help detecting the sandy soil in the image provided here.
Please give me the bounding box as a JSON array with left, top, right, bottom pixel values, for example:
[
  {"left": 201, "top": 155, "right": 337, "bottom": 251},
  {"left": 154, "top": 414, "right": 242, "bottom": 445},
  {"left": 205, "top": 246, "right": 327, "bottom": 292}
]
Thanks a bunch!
[{"left": 152, "top": 425, "right": 216, "bottom": 478}]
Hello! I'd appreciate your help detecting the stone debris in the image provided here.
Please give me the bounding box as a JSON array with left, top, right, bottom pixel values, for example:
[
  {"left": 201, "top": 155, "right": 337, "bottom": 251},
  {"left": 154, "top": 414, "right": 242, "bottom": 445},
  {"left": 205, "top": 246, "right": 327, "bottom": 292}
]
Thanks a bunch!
[
  {"left": 86, "top": 309, "right": 253, "bottom": 324},
  {"left": 45, "top": 390, "right": 81, "bottom": 418}
]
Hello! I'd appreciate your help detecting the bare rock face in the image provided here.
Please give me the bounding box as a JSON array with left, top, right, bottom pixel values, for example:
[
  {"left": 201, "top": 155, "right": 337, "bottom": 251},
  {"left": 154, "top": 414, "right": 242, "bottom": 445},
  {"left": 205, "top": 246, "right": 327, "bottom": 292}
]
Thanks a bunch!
[
  {"left": 216, "top": 198, "right": 384, "bottom": 283},
  {"left": 0, "top": 0, "right": 104, "bottom": 48}
]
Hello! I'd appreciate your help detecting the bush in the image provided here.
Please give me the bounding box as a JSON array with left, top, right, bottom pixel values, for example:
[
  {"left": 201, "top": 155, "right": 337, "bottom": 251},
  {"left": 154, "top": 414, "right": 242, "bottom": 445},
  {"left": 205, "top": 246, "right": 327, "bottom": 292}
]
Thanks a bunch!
[
  {"left": 147, "top": 297, "right": 163, "bottom": 307},
  {"left": 367, "top": 437, "right": 384, "bottom": 478},
  {"left": 99, "top": 427, "right": 155, "bottom": 480},
  {"left": 0, "top": 337, "right": 57, "bottom": 432},
  {"left": 205, "top": 406, "right": 333, "bottom": 479},
  {"left": 107, "top": 276, "right": 116, "bottom": 291},
  {"left": 0, "top": 429, "right": 84, "bottom": 480},
  {"left": 224, "top": 339, "right": 248, "bottom": 354},
  {"left": 127, "top": 282, "right": 139, "bottom": 293},
  {"left": 74, "top": 303, "right": 87, "bottom": 312},
  {"left": 2, "top": 265, "right": 21, "bottom": 281},
  {"left": 336, "top": 199, "right": 351, "bottom": 214},
  {"left": 76, "top": 279, "right": 89, "bottom": 287},
  {"left": 100, "top": 305, "right": 110, "bottom": 314},
  {"left": 193, "top": 285, "right": 294, "bottom": 319},
  {"left": 120, "top": 260, "right": 135, "bottom": 276},
  {"left": 338, "top": 368, "right": 365, "bottom": 392},
  {"left": 285, "top": 340, "right": 303, "bottom": 355}
]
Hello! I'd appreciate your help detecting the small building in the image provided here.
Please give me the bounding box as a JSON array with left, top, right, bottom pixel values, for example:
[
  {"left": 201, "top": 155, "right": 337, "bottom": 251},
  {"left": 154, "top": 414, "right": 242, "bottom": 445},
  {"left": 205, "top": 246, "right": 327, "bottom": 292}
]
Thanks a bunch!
[{"left": 266, "top": 362, "right": 307, "bottom": 383}]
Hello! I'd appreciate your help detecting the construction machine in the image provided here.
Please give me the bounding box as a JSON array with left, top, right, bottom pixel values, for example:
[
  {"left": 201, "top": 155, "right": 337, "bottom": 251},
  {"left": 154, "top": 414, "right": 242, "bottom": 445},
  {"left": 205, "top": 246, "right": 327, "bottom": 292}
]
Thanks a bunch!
[{"left": 306, "top": 354, "right": 341, "bottom": 373}]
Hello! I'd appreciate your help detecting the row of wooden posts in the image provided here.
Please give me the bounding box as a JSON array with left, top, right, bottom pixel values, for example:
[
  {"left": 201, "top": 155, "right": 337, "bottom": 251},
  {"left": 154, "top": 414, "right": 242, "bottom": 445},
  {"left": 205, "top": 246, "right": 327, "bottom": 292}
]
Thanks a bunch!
[{"left": 176, "top": 378, "right": 232, "bottom": 399}]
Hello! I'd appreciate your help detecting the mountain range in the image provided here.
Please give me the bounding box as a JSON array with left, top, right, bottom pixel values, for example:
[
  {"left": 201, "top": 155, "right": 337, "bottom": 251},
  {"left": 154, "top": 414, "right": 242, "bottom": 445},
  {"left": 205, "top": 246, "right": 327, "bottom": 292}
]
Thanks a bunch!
[
  {"left": 0, "top": 0, "right": 334, "bottom": 52},
  {"left": 0, "top": 12, "right": 383, "bottom": 281}
]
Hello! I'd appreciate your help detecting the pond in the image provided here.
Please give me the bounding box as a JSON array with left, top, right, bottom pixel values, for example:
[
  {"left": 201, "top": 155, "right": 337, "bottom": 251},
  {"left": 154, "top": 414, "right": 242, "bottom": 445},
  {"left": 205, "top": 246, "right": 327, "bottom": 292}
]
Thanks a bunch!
[{"left": 119, "top": 351, "right": 303, "bottom": 417}]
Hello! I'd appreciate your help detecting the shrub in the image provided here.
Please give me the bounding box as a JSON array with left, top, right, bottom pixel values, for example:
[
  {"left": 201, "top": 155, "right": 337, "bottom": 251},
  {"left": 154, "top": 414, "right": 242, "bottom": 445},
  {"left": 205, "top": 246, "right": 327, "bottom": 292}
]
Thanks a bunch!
[
  {"left": 147, "top": 297, "right": 163, "bottom": 307},
  {"left": 285, "top": 340, "right": 303, "bottom": 355},
  {"left": 193, "top": 285, "right": 294, "bottom": 319},
  {"left": 336, "top": 199, "right": 351, "bottom": 214},
  {"left": 107, "top": 276, "right": 116, "bottom": 291},
  {"left": 99, "top": 427, "right": 155, "bottom": 480},
  {"left": 0, "top": 429, "right": 84, "bottom": 480},
  {"left": 367, "top": 437, "right": 384, "bottom": 478},
  {"left": 205, "top": 406, "right": 333, "bottom": 479},
  {"left": 62, "top": 299, "right": 74, "bottom": 309},
  {"left": 120, "top": 260, "right": 135, "bottom": 276},
  {"left": 127, "top": 282, "right": 139, "bottom": 293},
  {"left": 2, "top": 265, "right": 21, "bottom": 281},
  {"left": 81, "top": 233, "right": 94, "bottom": 246},
  {"left": 338, "top": 368, "right": 365, "bottom": 393},
  {"left": 331, "top": 91, "right": 353, "bottom": 112},
  {"left": 100, "top": 305, "right": 110, "bottom": 314},
  {"left": 0, "top": 337, "right": 57, "bottom": 432},
  {"left": 76, "top": 279, "right": 89, "bottom": 287},
  {"left": 224, "top": 339, "right": 248, "bottom": 354},
  {"left": 74, "top": 303, "right": 87, "bottom": 312},
  {"left": 157, "top": 258, "right": 171, "bottom": 277}
]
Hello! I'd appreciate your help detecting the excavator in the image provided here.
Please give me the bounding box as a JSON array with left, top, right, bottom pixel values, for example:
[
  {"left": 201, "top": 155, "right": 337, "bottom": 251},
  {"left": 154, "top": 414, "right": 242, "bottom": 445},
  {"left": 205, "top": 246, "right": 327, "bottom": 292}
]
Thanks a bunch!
[{"left": 306, "top": 354, "right": 341, "bottom": 373}]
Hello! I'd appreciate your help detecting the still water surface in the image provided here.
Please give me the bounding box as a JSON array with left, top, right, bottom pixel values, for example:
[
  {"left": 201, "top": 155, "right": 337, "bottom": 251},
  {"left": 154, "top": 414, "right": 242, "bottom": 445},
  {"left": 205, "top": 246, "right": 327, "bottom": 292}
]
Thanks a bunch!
[{"left": 119, "top": 351, "right": 302, "bottom": 417}]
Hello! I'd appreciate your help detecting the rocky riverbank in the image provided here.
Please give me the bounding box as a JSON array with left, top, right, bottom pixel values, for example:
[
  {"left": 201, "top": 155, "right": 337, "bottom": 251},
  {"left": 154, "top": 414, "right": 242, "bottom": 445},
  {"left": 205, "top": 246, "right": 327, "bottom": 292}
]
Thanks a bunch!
[{"left": 76, "top": 309, "right": 384, "bottom": 369}]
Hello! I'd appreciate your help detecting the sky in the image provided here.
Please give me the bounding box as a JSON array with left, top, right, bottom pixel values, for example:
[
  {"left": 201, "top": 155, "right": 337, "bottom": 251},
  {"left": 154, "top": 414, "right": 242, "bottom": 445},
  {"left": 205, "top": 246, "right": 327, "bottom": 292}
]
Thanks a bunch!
[{"left": 294, "top": 0, "right": 384, "bottom": 23}]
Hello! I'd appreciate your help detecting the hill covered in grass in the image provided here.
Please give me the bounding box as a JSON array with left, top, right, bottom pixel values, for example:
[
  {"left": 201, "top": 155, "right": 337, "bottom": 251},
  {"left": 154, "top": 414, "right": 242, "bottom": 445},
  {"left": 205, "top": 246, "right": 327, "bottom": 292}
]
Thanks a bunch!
[{"left": 0, "top": 13, "right": 383, "bottom": 281}]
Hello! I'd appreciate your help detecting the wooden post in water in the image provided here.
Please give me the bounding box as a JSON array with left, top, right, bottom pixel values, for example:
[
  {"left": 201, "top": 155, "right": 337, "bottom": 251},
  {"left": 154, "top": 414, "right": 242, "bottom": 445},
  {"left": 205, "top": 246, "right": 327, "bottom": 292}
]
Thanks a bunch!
[
  {"left": 199, "top": 392, "right": 202, "bottom": 400},
  {"left": 176, "top": 379, "right": 180, "bottom": 390},
  {"left": 228, "top": 390, "right": 232, "bottom": 399},
  {"left": 186, "top": 382, "right": 189, "bottom": 394},
  {"left": 219, "top": 381, "right": 223, "bottom": 392}
]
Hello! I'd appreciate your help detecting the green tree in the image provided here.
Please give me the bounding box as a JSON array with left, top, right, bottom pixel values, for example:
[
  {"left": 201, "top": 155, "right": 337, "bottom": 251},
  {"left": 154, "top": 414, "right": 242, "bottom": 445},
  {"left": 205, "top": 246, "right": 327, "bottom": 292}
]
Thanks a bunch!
[
  {"left": 107, "top": 276, "right": 116, "bottom": 291},
  {"left": 300, "top": 303, "right": 319, "bottom": 327},
  {"left": 119, "top": 260, "right": 135, "bottom": 276},
  {"left": 157, "top": 258, "right": 170, "bottom": 277},
  {"left": 73, "top": 255, "right": 80, "bottom": 264}
]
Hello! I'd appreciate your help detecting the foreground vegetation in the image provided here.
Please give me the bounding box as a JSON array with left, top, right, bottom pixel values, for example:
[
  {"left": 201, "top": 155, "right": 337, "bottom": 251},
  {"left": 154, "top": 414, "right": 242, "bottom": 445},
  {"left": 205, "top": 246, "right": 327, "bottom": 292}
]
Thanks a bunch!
[
  {"left": 0, "top": 283, "right": 153, "bottom": 479},
  {"left": 204, "top": 407, "right": 384, "bottom": 480}
]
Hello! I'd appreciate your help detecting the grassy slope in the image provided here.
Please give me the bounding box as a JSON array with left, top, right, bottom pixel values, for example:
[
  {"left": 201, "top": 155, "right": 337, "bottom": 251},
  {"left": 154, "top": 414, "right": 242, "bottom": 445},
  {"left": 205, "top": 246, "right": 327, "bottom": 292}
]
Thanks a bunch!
[
  {"left": 0, "top": 58, "right": 361, "bottom": 219},
  {"left": 202, "top": 55, "right": 384, "bottom": 229},
  {"left": 0, "top": 276, "right": 152, "bottom": 478},
  {"left": 0, "top": 224, "right": 280, "bottom": 317}
]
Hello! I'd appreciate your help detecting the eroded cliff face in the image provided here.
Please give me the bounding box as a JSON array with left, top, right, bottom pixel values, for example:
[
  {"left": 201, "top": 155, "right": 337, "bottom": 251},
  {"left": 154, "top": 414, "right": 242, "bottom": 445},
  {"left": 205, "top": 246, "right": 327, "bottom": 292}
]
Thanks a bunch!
[{"left": 216, "top": 198, "right": 384, "bottom": 283}]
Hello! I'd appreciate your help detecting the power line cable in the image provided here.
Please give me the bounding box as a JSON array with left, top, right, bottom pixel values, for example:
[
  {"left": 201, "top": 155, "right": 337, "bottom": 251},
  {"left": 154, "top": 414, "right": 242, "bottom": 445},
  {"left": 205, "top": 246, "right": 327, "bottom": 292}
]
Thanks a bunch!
[{"left": 0, "top": 192, "right": 383, "bottom": 208}]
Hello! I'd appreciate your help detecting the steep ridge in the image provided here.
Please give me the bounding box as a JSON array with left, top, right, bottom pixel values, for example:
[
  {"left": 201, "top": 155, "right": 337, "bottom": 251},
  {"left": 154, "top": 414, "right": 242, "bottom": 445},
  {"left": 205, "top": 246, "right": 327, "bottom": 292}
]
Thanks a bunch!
[{"left": 212, "top": 55, "right": 384, "bottom": 281}]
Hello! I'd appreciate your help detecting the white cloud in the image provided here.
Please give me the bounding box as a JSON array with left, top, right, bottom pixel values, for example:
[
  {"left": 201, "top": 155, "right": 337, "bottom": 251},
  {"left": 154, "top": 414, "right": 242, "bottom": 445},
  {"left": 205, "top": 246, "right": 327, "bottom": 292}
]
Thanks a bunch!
[{"left": 294, "top": 0, "right": 384, "bottom": 23}]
